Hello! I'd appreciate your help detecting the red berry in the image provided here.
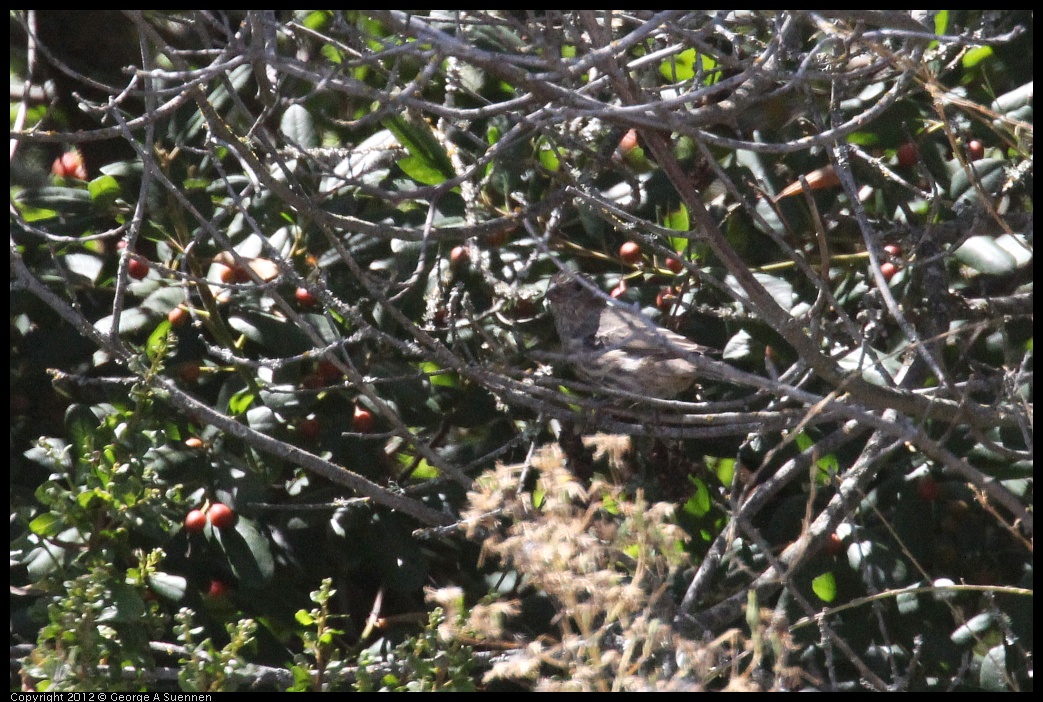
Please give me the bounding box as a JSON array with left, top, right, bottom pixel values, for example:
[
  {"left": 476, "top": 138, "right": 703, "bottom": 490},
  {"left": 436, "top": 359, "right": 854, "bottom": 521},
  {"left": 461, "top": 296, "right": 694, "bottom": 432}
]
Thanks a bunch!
[
  {"left": 207, "top": 580, "right": 231, "bottom": 597},
  {"left": 246, "top": 257, "right": 279, "bottom": 282},
  {"left": 295, "top": 287, "right": 318, "bottom": 308},
  {"left": 665, "top": 257, "right": 685, "bottom": 274},
  {"left": 484, "top": 229, "right": 509, "bottom": 247},
  {"left": 178, "top": 362, "right": 202, "bottom": 384},
  {"left": 215, "top": 263, "right": 235, "bottom": 284},
  {"left": 967, "top": 140, "right": 985, "bottom": 160},
  {"left": 231, "top": 265, "right": 252, "bottom": 283},
  {"left": 215, "top": 257, "right": 250, "bottom": 283},
  {"left": 208, "top": 502, "right": 236, "bottom": 529},
  {"left": 52, "top": 149, "right": 88, "bottom": 180},
  {"left": 880, "top": 261, "right": 897, "bottom": 282},
  {"left": 618, "top": 129, "right": 639, "bottom": 154},
  {"left": 450, "top": 245, "right": 470, "bottom": 270},
  {"left": 619, "top": 241, "right": 642, "bottom": 265},
  {"left": 353, "top": 405, "right": 375, "bottom": 433},
  {"left": 896, "top": 142, "right": 919, "bottom": 168},
  {"left": 299, "top": 417, "right": 321, "bottom": 439},
  {"left": 824, "top": 533, "right": 844, "bottom": 557},
  {"left": 167, "top": 306, "right": 189, "bottom": 327},
  {"left": 883, "top": 243, "right": 902, "bottom": 258},
  {"left": 128, "top": 258, "right": 150, "bottom": 280},
  {"left": 917, "top": 477, "right": 940, "bottom": 502},
  {"left": 656, "top": 286, "right": 676, "bottom": 311},
  {"left": 317, "top": 360, "right": 341, "bottom": 382},
  {"left": 509, "top": 298, "right": 536, "bottom": 319},
  {"left": 185, "top": 437, "right": 204, "bottom": 449},
  {"left": 184, "top": 509, "right": 207, "bottom": 533}
]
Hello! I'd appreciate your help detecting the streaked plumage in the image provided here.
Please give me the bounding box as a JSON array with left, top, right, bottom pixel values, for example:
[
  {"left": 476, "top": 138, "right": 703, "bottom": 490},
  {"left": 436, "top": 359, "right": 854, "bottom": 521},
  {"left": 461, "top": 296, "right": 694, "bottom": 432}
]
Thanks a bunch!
[{"left": 545, "top": 272, "right": 712, "bottom": 399}]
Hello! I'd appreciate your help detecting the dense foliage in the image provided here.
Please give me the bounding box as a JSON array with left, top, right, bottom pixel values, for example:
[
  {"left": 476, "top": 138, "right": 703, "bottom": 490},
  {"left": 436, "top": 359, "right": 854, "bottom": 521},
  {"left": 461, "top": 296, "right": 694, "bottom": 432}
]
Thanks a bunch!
[{"left": 11, "top": 11, "right": 1032, "bottom": 691}]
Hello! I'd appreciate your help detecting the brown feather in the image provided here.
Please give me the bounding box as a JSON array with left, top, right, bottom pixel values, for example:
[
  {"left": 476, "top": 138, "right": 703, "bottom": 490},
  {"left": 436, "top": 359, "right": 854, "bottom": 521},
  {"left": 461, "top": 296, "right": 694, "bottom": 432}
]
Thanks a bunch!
[{"left": 546, "top": 272, "right": 712, "bottom": 398}]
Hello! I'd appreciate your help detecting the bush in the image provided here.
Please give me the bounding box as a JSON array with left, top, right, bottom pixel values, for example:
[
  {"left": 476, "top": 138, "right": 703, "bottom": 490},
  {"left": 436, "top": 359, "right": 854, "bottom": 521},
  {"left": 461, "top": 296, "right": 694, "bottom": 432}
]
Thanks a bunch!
[{"left": 11, "top": 10, "right": 1032, "bottom": 691}]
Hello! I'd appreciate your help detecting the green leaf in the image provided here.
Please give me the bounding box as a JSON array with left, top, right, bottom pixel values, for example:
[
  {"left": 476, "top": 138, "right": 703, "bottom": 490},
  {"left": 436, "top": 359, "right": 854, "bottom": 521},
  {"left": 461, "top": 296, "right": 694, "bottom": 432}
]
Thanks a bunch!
[
  {"left": 836, "top": 346, "right": 902, "bottom": 386},
  {"left": 979, "top": 644, "right": 1010, "bottom": 691},
  {"left": 215, "top": 517, "right": 275, "bottom": 584},
  {"left": 66, "top": 404, "right": 101, "bottom": 467},
  {"left": 303, "top": 11, "right": 331, "bottom": 31},
  {"left": 699, "top": 53, "right": 719, "bottom": 83},
  {"left": 846, "top": 131, "right": 880, "bottom": 147},
  {"left": 228, "top": 389, "right": 256, "bottom": 415},
  {"left": 794, "top": 431, "right": 839, "bottom": 481},
  {"left": 812, "top": 571, "right": 837, "bottom": 602},
  {"left": 669, "top": 237, "right": 689, "bottom": 255},
  {"left": 795, "top": 432, "right": 813, "bottom": 452},
  {"left": 24, "top": 542, "right": 67, "bottom": 580},
  {"left": 15, "top": 203, "right": 58, "bottom": 222},
  {"left": 100, "top": 580, "right": 146, "bottom": 623},
  {"left": 381, "top": 114, "right": 455, "bottom": 184},
  {"left": 684, "top": 477, "right": 711, "bottom": 517},
  {"left": 659, "top": 49, "right": 718, "bottom": 84},
  {"left": 949, "top": 157, "right": 1007, "bottom": 208},
  {"left": 64, "top": 252, "right": 105, "bottom": 283},
  {"left": 664, "top": 204, "right": 689, "bottom": 232},
  {"left": 952, "top": 612, "right": 994, "bottom": 645},
  {"left": 397, "top": 155, "right": 449, "bottom": 185},
  {"left": 708, "top": 456, "right": 735, "bottom": 486},
  {"left": 146, "top": 320, "right": 173, "bottom": 363},
  {"left": 320, "top": 43, "right": 343, "bottom": 64},
  {"left": 87, "top": 175, "right": 121, "bottom": 206},
  {"left": 815, "top": 453, "right": 839, "bottom": 483},
  {"left": 933, "top": 10, "right": 949, "bottom": 35},
  {"left": 420, "top": 361, "right": 458, "bottom": 388},
  {"left": 100, "top": 160, "right": 145, "bottom": 179},
  {"left": 17, "top": 186, "right": 93, "bottom": 216},
  {"left": 398, "top": 451, "right": 440, "bottom": 480},
  {"left": 147, "top": 571, "right": 188, "bottom": 600},
  {"left": 537, "top": 140, "right": 561, "bottom": 172},
  {"left": 962, "top": 46, "right": 993, "bottom": 69},
  {"left": 28, "top": 512, "right": 63, "bottom": 537},
  {"left": 991, "top": 82, "right": 1033, "bottom": 116},
  {"left": 281, "top": 104, "right": 319, "bottom": 149},
  {"left": 725, "top": 272, "right": 797, "bottom": 313},
  {"left": 228, "top": 309, "right": 332, "bottom": 355},
  {"left": 953, "top": 235, "right": 1018, "bottom": 276},
  {"left": 660, "top": 48, "right": 696, "bottom": 82},
  {"left": 77, "top": 487, "right": 109, "bottom": 508}
]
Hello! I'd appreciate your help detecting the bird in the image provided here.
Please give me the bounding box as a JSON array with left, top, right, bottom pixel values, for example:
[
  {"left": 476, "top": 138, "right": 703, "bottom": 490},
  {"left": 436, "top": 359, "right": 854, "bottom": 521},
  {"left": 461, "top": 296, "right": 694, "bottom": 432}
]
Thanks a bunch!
[{"left": 544, "top": 271, "right": 715, "bottom": 399}]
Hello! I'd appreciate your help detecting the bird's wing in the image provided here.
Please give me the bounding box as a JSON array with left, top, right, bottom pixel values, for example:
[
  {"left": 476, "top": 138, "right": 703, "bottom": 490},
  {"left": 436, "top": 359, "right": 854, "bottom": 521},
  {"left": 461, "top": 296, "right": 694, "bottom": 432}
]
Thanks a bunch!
[{"left": 597, "top": 306, "right": 711, "bottom": 357}]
